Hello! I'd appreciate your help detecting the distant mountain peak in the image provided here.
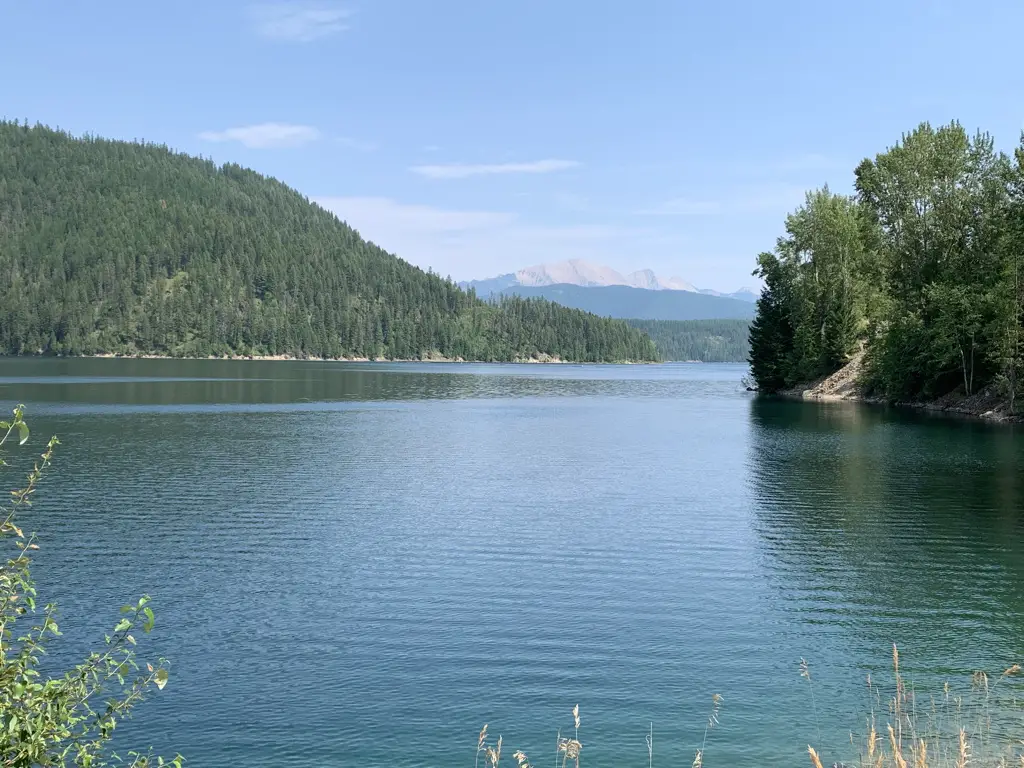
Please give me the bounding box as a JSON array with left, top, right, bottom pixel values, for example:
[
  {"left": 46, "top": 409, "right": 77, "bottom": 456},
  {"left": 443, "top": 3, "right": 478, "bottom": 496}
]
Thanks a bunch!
[
  {"left": 461, "top": 259, "right": 754, "bottom": 300},
  {"left": 661, "top": 276, "right": 699, "bottom": 292},
  {"left": 515, "top": 259, "right": 626, "bottom": 288},
  {"left": 625, "top": 268, "right": 660, "bottom": 290}
]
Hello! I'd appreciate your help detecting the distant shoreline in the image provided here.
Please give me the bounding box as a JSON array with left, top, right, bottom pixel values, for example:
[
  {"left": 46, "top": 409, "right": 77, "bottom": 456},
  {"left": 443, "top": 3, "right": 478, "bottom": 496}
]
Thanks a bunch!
[
  {"left": 84, "top": 352, "right": 570, "bottom": 364},
  {"left": 0, "top": 353, "right": 744, "bottom": 365},
  {"left": 3, "top": 352, "right": 665, "bottom": 365}
]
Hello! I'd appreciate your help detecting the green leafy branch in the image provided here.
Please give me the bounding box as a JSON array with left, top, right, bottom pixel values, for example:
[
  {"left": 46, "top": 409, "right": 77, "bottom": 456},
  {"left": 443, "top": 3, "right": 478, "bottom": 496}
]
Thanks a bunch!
[{"left": 0, "top": 405, "right": 181, "bottom": 768}]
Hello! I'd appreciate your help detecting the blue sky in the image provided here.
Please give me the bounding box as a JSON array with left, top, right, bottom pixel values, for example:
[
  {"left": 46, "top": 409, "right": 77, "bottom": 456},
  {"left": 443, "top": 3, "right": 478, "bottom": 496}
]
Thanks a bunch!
[{"left": 3, "top": 0, "right": 1024, "bottom": 290}]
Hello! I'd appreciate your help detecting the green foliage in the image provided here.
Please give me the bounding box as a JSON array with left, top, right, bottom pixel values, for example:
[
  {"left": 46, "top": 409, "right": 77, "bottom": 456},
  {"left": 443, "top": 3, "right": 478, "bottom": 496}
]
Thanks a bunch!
[
  {"left": 624, "top": 319, "right": 750, "bottom": 361},
  {"left": 990, "top": 140, "right": 1024, "bottom": 410},
  {"left": 0, "top": 122, "right": 656, "bottom": 364},
  {"left": 748, "top": 252, "right": 796, "bottom": 393},
  {"left": 749, "top": 120, "right": 1024, "bottom": 409},
  {"left": 856, "top": 122, "right": 1010, "bottom": 399},
  {"left": 779, "top": 187, "right": 869, "bottom": 379},
  {"left": 0, "top": 406, "right": 179, "bottom": 767}
]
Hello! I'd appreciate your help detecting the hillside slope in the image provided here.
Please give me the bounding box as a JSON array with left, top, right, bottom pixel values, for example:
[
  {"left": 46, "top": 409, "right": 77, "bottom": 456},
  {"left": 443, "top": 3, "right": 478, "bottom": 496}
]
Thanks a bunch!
[
  {"left": 625, "top": 319, "right": 750, "bottom": 362},
  {"left": 490, "top": 284, "right": 757, "bottom": 321},
  {"left": 0, "top": 122, "right": 657, "bottom": 362}
]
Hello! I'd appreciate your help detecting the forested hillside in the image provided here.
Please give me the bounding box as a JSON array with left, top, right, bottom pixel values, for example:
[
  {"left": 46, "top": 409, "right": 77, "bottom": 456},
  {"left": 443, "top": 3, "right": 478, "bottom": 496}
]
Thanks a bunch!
[
  {"left": 0, "top": 122, "right": 657, "bottom": 363},
  {"left": 492, "top": 283, "right": 756, "bottom": 320},
  {"left": 625, "top": 319, "right": 749, "bottom": 361},
  {"left": 749, "top": 121, "right": 1024, "bottom": 409}
]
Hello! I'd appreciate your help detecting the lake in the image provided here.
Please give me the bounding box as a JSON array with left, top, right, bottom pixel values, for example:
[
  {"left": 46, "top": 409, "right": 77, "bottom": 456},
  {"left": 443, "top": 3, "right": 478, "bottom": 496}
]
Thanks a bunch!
[{"left": 1, "top": 357, "right": 1022, "bottom": 766}]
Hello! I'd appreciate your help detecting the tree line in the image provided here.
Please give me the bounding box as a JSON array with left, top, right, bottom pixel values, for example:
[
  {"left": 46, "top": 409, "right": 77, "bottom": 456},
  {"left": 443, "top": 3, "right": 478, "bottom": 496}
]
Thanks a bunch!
[
  {"left": 0, "top": 122, "right": 658, "bottom": 363},
  {"left": 625, "top": 319, "right": 749, "bottom": 362},
  {"left": 749, "top": 121, "right": 1024, "bottom": 409}
]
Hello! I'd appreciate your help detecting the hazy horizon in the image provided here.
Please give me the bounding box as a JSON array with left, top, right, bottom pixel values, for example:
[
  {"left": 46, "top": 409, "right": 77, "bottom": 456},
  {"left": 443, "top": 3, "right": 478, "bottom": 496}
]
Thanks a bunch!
[{"left": 4, "top": 1, "right": 1024, "bottom": 288}]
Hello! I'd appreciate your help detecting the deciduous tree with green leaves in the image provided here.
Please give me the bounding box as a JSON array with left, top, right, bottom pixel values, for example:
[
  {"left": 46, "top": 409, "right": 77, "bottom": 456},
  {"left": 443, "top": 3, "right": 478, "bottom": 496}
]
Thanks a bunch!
[
  {"left": 748, "top": 120, "right": 1023, "bottom": 413},
  {"left": 0, "top": 406, "right": 179, "bottom": 768},
  {"left": 778, "top": 187, "right": 872, "bottom": 381}
]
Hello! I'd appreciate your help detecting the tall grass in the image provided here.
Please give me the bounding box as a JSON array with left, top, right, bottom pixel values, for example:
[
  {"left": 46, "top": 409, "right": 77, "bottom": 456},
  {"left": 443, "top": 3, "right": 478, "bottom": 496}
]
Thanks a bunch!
[
  {"left": 822, "top": 645, "right": 1024, "bottom": 768},
  {"left": 474, "top": 648, "right": 1024, "bottom": 767}
]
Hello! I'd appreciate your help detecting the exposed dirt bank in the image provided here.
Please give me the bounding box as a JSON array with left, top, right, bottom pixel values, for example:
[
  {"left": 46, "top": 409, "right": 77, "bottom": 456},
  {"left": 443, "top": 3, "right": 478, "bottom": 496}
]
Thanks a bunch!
[{"left": 779, "top": 350, "right": 1021, "bottom": 423}]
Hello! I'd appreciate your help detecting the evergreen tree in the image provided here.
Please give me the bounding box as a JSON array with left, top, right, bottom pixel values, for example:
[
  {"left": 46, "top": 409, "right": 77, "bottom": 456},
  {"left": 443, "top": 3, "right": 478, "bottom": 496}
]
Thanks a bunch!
[
  {"left": 748, "top": 252, "right": 795, "bottom": 393},
  {"left": 748, "top": 120, "right": 1023, "bottom": 411},
  {"left": 0, "top": 123, "right": 657, "bottom": 364},
  {"left": 624, "top": 319, "right": 750, "bottom": 362}
]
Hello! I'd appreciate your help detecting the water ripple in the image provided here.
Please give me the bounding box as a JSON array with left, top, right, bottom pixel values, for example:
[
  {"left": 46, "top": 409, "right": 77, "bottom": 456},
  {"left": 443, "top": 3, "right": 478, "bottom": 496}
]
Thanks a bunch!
[{"left": 0, "top": 359, "right": 1021, "bottom": 766}]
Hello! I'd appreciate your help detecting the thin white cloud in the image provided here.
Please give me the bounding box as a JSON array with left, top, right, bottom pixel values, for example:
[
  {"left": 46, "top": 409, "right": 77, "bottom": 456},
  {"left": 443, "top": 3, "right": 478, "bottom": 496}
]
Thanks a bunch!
[
  {"left": 313, "top": 196, "right": 663, "bottom": 278},
  {"left": 250, "top": 3, "right": 351, "bottom": 42},
  {"left": 733, "top": 183, "right": 812, "bottom": 213},
  {"left": 410, "top": 159, "right": 580, "bottom": 179},
  {"left": 315, "top": 197, "right": 514, "bottom": 234},
  {"left": 198, "top": 123, "right": 320, "bottom": 149}
]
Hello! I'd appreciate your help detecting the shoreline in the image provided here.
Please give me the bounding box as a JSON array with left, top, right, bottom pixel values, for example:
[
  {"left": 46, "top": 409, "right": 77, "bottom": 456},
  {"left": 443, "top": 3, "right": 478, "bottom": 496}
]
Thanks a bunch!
[
  {"left": 778, "top": 350, "right": 1021, "bottom": 424},
  {"left": 21, "top": 352, "right": 658, "bottom": 365},
  {"left": 85, "top": 352, "right": 567, "bottom": 364}
]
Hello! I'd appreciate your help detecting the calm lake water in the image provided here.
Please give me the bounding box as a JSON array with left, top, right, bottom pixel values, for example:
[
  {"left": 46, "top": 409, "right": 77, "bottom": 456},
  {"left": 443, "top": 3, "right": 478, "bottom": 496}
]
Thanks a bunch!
[{"left": 1, "top": 358, "right": 1023, "bottom": 766}]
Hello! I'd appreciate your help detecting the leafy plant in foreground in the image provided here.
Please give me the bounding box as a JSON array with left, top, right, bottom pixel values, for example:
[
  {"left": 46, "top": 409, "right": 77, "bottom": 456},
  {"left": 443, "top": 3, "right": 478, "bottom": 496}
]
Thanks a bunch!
[{"left": 0, "top": 405, "right": 179, "bottom": 767}]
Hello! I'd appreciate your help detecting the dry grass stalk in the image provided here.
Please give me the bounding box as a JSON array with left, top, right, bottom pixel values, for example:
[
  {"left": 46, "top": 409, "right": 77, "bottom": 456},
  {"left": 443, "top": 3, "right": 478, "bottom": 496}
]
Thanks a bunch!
[
  {"left": 476, "top": 724, "right": 489, "bottom": 768},
  {"left": 707, "top": 694, "right": 723, "bottom": 730},
  {"left": 803, "top": 658, "right": 822, "bottom": 744},
  {"left": 914, "top": 737, "right": 927, "bottom": 768},
  {"left": 894, "top": 645, "right": 904, "bottom": 751},
  {"left": 487, "top": 735, "right": 503, "bottom": 768},
  {"left": 956, "top": 728, "right": 969, "bottom": 768},
  {"left": 691, "top": 694, "right": 724, "bottom": 768},
  {"left": 554, "top": 704, "right": 581, "bottom": 768},
  {"left": 972, "top": 671, "right": 990, "bottom": 694},
  {"left": 471, "top": 651, "right": 1024, "bottom": 768},
  {"left": 889, "top": 723, "right": 908, "bottom": 768},
  {"left": 557, "top": 738, "right": 581, "bottom": 768}
]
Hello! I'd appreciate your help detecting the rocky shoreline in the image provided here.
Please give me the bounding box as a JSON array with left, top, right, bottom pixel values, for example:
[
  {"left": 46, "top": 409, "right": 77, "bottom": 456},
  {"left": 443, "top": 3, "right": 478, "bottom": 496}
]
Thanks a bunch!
[{"left": 779, "top": 350, "right": 1021, "bottom": 424}]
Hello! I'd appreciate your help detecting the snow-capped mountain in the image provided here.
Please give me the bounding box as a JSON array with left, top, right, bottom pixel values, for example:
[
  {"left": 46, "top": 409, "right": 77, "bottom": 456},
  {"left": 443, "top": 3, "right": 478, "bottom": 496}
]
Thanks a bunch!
[{"left": 461, "top": 259, "right": 755, "bottom": 301}]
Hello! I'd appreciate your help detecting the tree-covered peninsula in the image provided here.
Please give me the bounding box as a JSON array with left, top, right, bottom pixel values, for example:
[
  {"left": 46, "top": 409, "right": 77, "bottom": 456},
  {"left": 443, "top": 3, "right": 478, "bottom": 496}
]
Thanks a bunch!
[
  {"left": 0, "top": 122, "right": 657, "bottom": 363},
  {"left": 749, "top": 121, "right": 1024, "bottom": 412}
]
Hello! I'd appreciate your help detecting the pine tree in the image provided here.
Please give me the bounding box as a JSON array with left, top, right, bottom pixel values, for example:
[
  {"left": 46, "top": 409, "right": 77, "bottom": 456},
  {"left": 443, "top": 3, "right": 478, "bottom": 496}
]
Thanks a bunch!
[
  {"left": 0, "top": 122, "right": 657, "bottom": 364},
  {"left": 748, "top": 253, "right": 795, "bottom": 393}
]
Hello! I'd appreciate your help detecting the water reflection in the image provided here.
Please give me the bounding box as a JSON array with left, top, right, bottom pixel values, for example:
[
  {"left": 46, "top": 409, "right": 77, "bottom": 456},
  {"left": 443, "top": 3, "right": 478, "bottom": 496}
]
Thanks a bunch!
[
  {"left": 5, "top": 359, "right": 1024, "bottom": 766},
  {"left": 746, "top": 396, "right": 1024, "bottom": 754},
  {"left": 0, "top": 358, "right": 749, "bottom": 409}
]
